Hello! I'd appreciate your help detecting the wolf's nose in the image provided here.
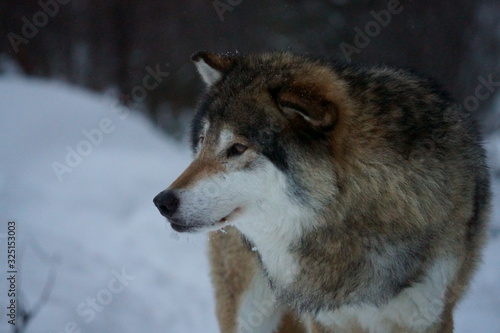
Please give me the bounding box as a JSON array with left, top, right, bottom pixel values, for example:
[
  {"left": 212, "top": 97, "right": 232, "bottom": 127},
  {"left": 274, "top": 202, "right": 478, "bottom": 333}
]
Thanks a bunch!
[{"left": 154, "top": 190, "right": 179, "bottom": 218}]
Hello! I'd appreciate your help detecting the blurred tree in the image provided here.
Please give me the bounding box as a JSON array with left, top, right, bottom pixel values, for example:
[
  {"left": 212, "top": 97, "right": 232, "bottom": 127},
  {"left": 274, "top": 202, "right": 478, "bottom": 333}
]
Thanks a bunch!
[{"left": 0, "top": 0, "right": 498, "bottom": 134}]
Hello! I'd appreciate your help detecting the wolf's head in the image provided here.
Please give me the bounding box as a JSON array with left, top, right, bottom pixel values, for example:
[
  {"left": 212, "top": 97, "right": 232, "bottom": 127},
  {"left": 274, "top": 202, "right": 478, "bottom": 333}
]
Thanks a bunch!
[{"left": 154, "top": 52, "right": 344, "bottom": 233}]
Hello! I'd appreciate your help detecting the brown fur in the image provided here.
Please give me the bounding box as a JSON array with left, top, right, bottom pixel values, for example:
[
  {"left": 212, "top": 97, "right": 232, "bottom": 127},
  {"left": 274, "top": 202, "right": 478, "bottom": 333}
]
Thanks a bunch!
[
  {"left": 277, "top": 311, "right": 307, "bottom": 333},
  {"left": 209, "top": 227, "right": 257, "bottom": 333},
  {"left": 170, "top": 156, "right": 224, "bottom": 190}
]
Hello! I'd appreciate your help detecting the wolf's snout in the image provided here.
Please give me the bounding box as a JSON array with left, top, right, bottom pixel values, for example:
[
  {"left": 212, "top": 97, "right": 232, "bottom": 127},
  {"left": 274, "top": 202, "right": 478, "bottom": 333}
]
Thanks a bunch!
[{"left": 153, "top": 190, "right": 179, "bottom": 218}]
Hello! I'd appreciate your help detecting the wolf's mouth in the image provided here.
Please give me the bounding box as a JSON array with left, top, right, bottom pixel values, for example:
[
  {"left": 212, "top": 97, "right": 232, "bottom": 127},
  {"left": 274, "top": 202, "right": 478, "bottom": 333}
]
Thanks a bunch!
[
  {"left": 168, "top": 217, "right": 199, "bottom": 232},
  {"left": 218, "top": 207, "right": 241, "bottom": 224},
  {"left": 169, "top": 207, "right": 242, "bottom": 233}
]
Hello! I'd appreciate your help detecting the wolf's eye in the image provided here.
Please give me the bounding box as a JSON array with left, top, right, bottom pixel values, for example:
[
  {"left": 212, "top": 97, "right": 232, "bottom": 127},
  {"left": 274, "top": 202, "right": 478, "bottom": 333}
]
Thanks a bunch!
[{"left": 227, "top": 143, "right": 247, "bottom": 158}]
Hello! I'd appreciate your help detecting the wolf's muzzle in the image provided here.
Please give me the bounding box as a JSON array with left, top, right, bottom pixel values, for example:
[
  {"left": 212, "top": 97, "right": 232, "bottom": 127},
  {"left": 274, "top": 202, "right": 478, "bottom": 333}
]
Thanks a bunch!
[{"left": 153, "top": 190, "right": 179, "bottom": 218}]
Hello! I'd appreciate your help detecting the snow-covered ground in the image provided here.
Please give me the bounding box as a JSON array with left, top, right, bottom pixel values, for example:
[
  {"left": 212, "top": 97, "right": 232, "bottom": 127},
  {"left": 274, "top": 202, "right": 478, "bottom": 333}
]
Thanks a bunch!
[{"left": 0, "top": 76, "right": 499, "bottom": 333}]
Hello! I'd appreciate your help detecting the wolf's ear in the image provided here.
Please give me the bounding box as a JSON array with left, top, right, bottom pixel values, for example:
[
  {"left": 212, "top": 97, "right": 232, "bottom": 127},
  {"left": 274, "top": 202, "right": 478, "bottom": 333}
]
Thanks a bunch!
[
  {"left": 191, "top": 51, "right": 234, "bottom": 86},
  {"left": 275, "top": 86, "right": 337, "bottom": 130}
]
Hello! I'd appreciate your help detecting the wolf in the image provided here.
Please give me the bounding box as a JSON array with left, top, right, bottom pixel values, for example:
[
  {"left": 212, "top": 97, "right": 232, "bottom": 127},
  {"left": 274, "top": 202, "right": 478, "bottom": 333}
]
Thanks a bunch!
[{"left": 154, "top": 52, "right": 491, "bottom": 333}]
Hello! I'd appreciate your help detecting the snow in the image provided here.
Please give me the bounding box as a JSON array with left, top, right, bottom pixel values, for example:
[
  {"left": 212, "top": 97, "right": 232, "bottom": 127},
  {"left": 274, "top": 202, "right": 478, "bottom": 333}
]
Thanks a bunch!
[
  {"left": 0, "top": 76, "right": 499, "bottom": 332},
  {"left": 0, "top": 76, "right": 217, "bottom": 333}
]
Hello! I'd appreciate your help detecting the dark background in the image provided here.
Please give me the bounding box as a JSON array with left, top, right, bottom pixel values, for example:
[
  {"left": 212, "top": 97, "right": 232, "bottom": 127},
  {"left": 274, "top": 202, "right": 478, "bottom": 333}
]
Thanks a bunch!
[{"left": 1, "top": 0, "right": 499, "bottom": 136}]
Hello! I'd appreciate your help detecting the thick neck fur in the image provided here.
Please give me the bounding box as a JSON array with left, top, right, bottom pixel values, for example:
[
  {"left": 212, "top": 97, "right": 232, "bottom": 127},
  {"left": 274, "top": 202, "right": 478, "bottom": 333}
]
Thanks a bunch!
[
  {"left": 234, "top": 152, "right": 440, "bottom": 316},
  {"left": 234, "top": 165, "right": 311, "bottom": 289}
]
